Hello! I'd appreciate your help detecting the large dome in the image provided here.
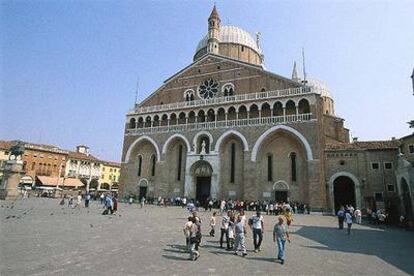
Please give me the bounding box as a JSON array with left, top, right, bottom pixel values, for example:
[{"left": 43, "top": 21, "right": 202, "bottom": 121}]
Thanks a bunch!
[{"left": 195, "top": 25, "right": 262, "bottom": 56}]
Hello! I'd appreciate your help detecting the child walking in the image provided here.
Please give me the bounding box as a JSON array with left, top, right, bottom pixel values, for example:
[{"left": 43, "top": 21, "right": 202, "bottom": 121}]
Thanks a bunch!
[{"left": 209, "top": 212, "right": 216, "bottom": 237}]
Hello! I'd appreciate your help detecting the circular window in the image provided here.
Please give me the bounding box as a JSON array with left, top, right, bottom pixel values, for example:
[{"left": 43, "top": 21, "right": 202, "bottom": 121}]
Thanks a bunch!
[{"left": 198, "top": 79, "right": 219, "bottom": 99}]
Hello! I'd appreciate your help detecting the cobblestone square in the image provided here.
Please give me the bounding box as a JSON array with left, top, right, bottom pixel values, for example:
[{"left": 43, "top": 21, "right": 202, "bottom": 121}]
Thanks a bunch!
[{"left": 1, "top": 198, "right": 413, "bottom": 275}]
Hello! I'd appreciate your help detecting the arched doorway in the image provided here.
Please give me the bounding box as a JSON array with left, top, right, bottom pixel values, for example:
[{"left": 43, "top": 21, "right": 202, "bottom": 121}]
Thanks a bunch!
[
  {"left": 333, "top": 176, "right": 356, "bottom": 211},
  {"left": 401, "top": 178, "right": 413, "bottom": 219},
  {"left": 192, "top": 160, "right": 213, "bottom": 205},
  {"left": 138, "top": 178, "right": 148, "bottom": 200},
  {"left": 273, "top": 181, "right": 289, "bottom": 203}
]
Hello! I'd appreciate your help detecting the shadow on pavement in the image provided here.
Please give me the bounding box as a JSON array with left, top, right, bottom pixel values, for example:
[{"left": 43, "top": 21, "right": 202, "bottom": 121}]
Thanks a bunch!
[
  {"left": 295, "top": 225, "right": 414, "bottom": 275},
  {"left": 246, "top": 256, "right": 277, "bottom": 263},
  {"left": 161, "top": 255, "right": 189, "bottom": 261}
]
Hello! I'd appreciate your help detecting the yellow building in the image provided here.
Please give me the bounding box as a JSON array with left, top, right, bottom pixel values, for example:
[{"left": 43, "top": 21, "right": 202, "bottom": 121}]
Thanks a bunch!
[{"left": 100, "top": 161, "right": 121, "bottom": 191}]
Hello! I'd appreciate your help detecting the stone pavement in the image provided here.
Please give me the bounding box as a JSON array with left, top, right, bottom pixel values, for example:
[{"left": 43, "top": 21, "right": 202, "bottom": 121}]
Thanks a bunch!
[{"left": 0, "top": 198, "right": 413, "bottom": 276}]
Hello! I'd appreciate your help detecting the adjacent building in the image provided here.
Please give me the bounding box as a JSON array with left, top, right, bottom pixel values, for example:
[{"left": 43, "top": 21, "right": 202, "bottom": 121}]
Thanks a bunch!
[
  {"left": 0, "top": 141, "right": 119, "bottom": 193},
  {"left": 65, "top": 145, "right": 102, "bottom": 190},
  {"left": 100, "top": 161, "right": 121, "bottom": 191}
]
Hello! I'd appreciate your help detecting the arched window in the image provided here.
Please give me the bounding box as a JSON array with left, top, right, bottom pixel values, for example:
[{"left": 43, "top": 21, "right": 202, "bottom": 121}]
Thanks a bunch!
[
  {"left": 285, "top": 100, "right": 296, "bottom": 116},
  {"left": 178, "top": 112, "right": 186, "bottom": 124},
  {"left": 188, "top": 111, "right": 196, "bottom": 123},
  {"left": 197, "top": 110, "right": 205, "bottom": 123},
  {"left": 290, "top": 152, "right": 297, "bottom": 181},
  {"left": 177, "top": 145, "right": 183, "bottom": 181},
  {"left": 267, "top": 154, "right": 273, "bottom": 181},
  {"left": 184, "top": 89, "right": 194, "bottom": 102},
  {"left": 298, "top": 99, "right": 310, "bottom": 114},
  {"left": 137, "top": 117, "right": 144, "bottom": 128},
  {"left": 151, "top": 155, "right": 156, "bottom": 176},
  {"left": 153, "top": 115, "right": 160, "bottom": 127},
  {"left": 161, "top": 114, "right": 168, "bottom": 126},
  {"left": 145, "top": 116, "right": 151, "bottom": 128},
  {"left": 129, "top": 118, "right": 136, "bottom": 129},
  {"left": 230, "top": 143, "right": 235, "bottom": 183},
  {"left": 222, "top": 83, "right": 234, "bottom": 97},
  {"left": 207, "top": 109, "right": 215, "bottom": 122},
  {"left": 137, "top": 155, "right": 142, "bottom": 177},
  {"left": 170, "top": 113, "right": 177, "bottom": 125},
  {"left": 238, "top": 105, "right": 247, "bottom": 119},
  {"left": 273, "top": 102, "right": 283, "bottom": 116}
]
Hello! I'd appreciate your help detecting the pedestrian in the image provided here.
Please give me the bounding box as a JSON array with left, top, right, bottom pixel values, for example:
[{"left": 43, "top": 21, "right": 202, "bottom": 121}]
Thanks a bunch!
[
  {"left": 68, "top": 196, "right": 74, "bottom": 208},
  {"left": 75, "top": 193, "right": 82, "bottom": 208},
  {"left": 183, "top": 216, "right": 193, "bottom": 252},
  {"left": 337, "top": 206, "right": 345, "bottom": 229},
  {"left": 129, "top": 196, "right": 133, "bottom": 205},
  {"left": 85, "top": 193, "right": 90, "bottom": 208},
  {"left": 220, "top": 211, "right": 231, "bottom": 249},
  {"left": 345, "top": 210, "right": 353, "bottom": 235},
  {"left": 228, "top": 214, "right": 235, "bottom": 250},
  {"left": 285, "top": 209, "right": 293, "bottom": 228},
  {"left": 234, "top": 215, "right": 248, "bottom": 257},
  {"left": 113, "top": 196, "right": 118, "bottom": 214},
  {"left": 192, "top": 212, "right": 202, "bottom": 250},
  {"left": 354, "top": 208, "right": 362, "bottom": 224},
  {"left": 220, "top": 200, "right": 226, "bottom": 215},
  {"left": 273, "top": 216, "right": 290, "bottom": 265},
  {"left": 100, "top": 193, "right": 104, "bottom": 204},
  {"left": 208, "top": 199, "right": 213, "bottom": 212},
  {"left": 249, "top": 211, "right": 264, "bottom": 252},
  {"left": 188, "top": 217, "right": 200, "bottom": 261},
  {"left": 140, "top": 197, "right": 145, "bottom": 208},
  {"left": 103, "top": 194, "right": 113, "bottom": 215},
  {"left": 209, "top": 212, "right": 216, "bottom": 237}
]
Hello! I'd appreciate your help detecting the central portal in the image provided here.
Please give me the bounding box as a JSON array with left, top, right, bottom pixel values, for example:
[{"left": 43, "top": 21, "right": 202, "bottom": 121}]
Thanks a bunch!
[
  {"left": 275, "top": 191, "right": 288, "bottom": 203},
  {"left": 190, "top": 160, "right": 213, "bottom": 205},
  {"left": 196, "top": 177, "right": 211, "bottom": 205}
]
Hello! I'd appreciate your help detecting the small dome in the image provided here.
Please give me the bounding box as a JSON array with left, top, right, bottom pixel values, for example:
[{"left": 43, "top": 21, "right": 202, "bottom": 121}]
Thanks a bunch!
[
  {"left": 307, "top": 78, "right": 332, "bottom": 98},
  {"left": 195, "top": 25, "right": 261, "bottom": 56}
]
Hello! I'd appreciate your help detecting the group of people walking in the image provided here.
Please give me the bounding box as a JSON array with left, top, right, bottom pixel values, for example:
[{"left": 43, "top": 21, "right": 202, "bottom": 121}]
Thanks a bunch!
[
  {"left": 183, "top": 207, "right": 292, "bottom": 264},
  {"left": 336, "top": 205, "right": 361, "bottom": 234}
]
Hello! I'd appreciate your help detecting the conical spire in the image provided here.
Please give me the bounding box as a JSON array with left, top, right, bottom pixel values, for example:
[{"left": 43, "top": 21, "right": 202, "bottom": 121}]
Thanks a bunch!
[
  {"left": 209, "top": 4, "right": 220, "bottom": 20},
  {"left": 291, "top": 61, "right": 301, "bottom": 82}
]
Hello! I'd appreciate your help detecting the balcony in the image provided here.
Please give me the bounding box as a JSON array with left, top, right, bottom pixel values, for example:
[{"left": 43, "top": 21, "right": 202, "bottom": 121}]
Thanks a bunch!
[
  {"left": 128, "top": 86, "right": 314, "bottom": 115},
  {"left": 126, "top": 113, "right": 313, "bottom": 135}
]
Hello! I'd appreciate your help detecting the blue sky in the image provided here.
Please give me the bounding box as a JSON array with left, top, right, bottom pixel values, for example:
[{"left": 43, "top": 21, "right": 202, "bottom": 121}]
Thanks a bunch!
[{"left": 1, "top": 0, "right": 413, "bottom": 162}]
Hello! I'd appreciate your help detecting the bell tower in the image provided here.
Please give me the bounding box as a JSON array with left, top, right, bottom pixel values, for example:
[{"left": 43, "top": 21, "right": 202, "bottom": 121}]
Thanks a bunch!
[{"left": 207, "top": 5, "right": 220, "bottom": 54}]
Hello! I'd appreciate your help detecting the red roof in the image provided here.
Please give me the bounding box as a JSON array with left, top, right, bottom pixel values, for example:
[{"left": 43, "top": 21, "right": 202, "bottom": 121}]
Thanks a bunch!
[
  {"left": 326, "top": 140, "right": 400, "bottom": 151},
  {"left": 68, "top": 151, "right": 100, "bottom": 162}
]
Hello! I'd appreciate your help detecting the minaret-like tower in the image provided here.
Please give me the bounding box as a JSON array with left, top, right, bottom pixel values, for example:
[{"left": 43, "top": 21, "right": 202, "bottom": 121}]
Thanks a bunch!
[
  {"left": 291, "top": 61, "right": 301, "bottom": 82},
  {"left": 207, "top": 5, "right": 220, "bottom": 54}
]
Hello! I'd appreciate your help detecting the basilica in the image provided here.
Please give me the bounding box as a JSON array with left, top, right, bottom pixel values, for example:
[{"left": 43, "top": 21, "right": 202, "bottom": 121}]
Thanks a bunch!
[{"left": 119, "top": 6, "right": 413, "bottom": 216}]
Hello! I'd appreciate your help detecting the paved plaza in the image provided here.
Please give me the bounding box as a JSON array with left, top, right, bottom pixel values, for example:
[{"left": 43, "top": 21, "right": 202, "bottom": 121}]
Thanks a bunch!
[{"left": 0, "top": 198, "right": 413, "bottom": 276}]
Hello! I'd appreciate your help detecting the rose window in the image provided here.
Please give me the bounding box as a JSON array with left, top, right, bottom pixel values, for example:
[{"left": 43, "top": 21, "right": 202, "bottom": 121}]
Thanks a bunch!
[{"left": 198, "top": 79, "right": 219, "bottom": 99}]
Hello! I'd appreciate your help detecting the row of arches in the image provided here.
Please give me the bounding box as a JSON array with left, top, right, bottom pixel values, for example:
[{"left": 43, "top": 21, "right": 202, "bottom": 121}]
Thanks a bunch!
[
  {"left": 128, "top": 99, "right": 311, "bottom": 129},
  {"left": 124, "top": 125, "right": 314, "bottom": 164},
  {"left": 127, "top": 126, "right": 310, "bottom": 203}
]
